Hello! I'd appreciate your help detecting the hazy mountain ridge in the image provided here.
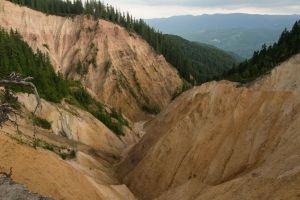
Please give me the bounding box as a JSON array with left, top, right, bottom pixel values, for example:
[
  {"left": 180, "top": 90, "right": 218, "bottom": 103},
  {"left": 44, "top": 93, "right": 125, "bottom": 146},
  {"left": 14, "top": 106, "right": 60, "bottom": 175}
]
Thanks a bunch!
[{"left": 147, "top": 13, "right": 300, "bottom": 58}]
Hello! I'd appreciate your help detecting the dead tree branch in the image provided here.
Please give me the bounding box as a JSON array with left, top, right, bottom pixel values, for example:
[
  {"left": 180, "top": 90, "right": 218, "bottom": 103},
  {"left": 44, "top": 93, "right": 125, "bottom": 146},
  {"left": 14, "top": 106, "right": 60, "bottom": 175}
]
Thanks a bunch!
[
  {"left": 0, "top": 73, "right": 41, "bottom": 137},
  {"left": 0, "top": 72, "right": 41, "bottom": 115}
]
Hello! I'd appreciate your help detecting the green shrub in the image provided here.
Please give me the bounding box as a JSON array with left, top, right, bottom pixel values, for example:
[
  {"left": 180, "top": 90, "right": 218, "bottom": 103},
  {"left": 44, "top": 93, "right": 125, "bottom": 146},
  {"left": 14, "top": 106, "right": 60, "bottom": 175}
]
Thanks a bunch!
[
  {"left": 42, "top": 43, "right": 49, "bottom": 50},
  {"left": 172, "top": 82, "right": 191, "bottom": 100},
  {"left": 32, "top": 115, "right": 52, "bottom": 130},
  {"left": 111, "top": 108, "right": 129, "bottom": 127},
  {"left": 59, "top": 152, "right": 68, "bottom": 160},
  {"left": 59, "top": 150, "right": 77, "bottom": 160},
  {"left": 69, "top": 150, "right": 77, "bottom": 158},
  {"left": 0, "top": 89, "right": 21, "bottom": 110},
  {"left": 69, "top": 87, "right": 128, "bottom": 136},
  {"left": 142, "top": 104, "right": 160, "bottom": 115}
]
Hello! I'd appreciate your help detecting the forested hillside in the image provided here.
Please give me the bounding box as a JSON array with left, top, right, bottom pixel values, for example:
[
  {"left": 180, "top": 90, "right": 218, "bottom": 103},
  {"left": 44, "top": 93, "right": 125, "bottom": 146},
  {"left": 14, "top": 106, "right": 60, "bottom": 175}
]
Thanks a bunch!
[
  {"left": 0, "top": 28, "right": 128, "bottom": 135},
  {"left": 0, "top": 29, "right": 68, "bottom": 102},
  {"left": 8, "top": 0, "right": 237, "bottom": 84},
  {"left": 147, "top": 14, "right": 300, "bottom": 58},
  {"left": 226, "top": 20, "right": 300, "bottom": 83},
  {"left": 165, "top": 35, "right": 237, "bottom": 82}
]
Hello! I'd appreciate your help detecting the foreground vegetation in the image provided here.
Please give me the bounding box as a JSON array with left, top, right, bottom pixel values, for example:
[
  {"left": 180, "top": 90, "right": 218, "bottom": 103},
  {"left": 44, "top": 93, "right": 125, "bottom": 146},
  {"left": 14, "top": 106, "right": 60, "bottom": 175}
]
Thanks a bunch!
[
  {"left": 9, "top": 0, "right": 237, "bottom": 84},
  {"left": 0, "top": 28, "right": 128, "bottom": 136}
]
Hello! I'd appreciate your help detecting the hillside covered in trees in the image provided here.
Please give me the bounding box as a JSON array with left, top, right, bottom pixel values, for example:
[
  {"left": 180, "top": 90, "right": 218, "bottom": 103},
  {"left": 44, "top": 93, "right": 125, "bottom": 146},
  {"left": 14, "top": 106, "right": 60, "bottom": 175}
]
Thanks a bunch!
[
  {"left": 165, "top": 35, "right": 237, "bottom": 82},
  {"left": 8, "top": 0, "right": 237, "bottom": 84},
  {"left": 226, "top": 20, "right": 300, "bottom": 83},
  {"left": 0, "top": 28, "right": 128, "bottom": 135}
]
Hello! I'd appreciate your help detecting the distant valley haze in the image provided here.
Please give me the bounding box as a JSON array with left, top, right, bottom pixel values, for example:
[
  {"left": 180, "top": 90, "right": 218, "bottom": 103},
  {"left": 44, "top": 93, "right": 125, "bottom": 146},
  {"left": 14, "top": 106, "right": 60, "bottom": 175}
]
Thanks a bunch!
[
  {"left": 97, "top": 0, "right": 300, "bottom": 58},
  {"left": 146, "top": 14, "right": 300, "bottom": 58}
]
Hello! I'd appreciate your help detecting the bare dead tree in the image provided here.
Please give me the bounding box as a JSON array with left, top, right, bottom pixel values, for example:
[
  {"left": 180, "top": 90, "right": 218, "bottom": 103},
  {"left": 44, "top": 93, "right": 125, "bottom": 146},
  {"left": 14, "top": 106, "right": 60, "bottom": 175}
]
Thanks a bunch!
[{"left": 0, "top": 72, "right": 41, "bottom": 137}]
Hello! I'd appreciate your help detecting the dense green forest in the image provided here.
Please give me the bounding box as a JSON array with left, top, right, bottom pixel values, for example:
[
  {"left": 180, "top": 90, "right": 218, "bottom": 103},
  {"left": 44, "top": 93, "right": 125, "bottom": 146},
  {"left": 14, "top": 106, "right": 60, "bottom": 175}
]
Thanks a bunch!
[
  {"left": 0, "top": 28, "right": 127, "bottom": 135},
  {"left": 226, "top": 20, "right": 300, "bottom": 83},
  {"left": 8, "top": 0, "right": 236, "bottom": 84},
  {"left": 165, "top": 35, "right": 237, "bottom": 82}
]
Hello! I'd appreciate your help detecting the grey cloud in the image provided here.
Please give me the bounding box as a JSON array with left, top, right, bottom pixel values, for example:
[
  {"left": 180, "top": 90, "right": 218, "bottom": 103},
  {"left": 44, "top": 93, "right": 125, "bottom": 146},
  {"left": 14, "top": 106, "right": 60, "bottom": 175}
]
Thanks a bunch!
[{"left": 118, "top": 0, "right": 299, "bottom": 7}]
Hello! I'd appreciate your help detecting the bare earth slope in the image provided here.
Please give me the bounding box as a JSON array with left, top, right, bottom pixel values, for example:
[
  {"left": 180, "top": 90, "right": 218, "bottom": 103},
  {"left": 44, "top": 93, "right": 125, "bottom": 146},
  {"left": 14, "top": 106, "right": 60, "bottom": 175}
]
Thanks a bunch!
[
  {"left": 0, "top": 134, "right": 135, "bottom": 200},
  {"left": 118, "top": 54, "right": 300, "bottom": 200},
  {"left": 0, "top": 0, "right": 182, "bottom": 121},
  {"left": 0, "top": 92, "right": 137, "bottom": 199},
  {"left": 253, "top": 54, "right": 300, "bottom": 92}
]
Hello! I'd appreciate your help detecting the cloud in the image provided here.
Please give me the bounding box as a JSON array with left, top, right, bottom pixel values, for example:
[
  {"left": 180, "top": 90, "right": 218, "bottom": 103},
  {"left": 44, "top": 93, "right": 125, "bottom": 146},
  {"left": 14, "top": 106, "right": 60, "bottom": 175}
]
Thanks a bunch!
[
  {"left": 106, "top": 0, "right": 299, "bottom": 7},
  {"left": 101, "top": 0, "right": 300, "bottom": 18}
]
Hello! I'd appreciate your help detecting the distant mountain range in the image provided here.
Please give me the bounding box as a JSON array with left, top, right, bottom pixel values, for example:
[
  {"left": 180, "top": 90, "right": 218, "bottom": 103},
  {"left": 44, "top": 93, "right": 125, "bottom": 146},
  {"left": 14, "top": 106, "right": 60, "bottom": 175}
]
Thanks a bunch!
[{"left": 146, "top": 14, "right": 300, "bottom": 58}]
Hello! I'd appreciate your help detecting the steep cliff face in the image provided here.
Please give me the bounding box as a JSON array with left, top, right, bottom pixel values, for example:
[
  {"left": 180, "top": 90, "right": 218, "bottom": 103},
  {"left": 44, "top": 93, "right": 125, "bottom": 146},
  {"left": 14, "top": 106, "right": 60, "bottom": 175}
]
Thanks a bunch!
[
  {"left": 0, "top": 0, "right": 182, "bottom": 121},
  {"left": 118, "top": 54, "right": 300, "bottom": 200}
]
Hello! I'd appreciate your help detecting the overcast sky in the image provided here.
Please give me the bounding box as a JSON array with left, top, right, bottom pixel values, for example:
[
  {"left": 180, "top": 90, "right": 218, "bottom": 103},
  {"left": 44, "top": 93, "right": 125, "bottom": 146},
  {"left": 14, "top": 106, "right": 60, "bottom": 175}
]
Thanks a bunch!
[{"left": 101, "top": 0, "right": 300, "bottom": 19}]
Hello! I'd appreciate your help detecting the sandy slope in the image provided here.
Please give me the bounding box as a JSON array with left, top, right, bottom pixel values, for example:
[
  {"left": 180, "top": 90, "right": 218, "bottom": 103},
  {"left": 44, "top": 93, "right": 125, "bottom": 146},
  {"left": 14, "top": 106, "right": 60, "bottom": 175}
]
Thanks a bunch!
[
  {"left": 252, "top": 54, "right": 300, "bottom": 92},
  {"left": 0, "top": 93, "right": 137, "bottom": 199},
  {"left": 118, "top": 54, "right": 300, "bottom": 200},
  {"left": 0, "top": 0, "right": 182, "bottom": 121},
  {"left": 16, "top": 93, "right": 138, "bottom": 154},
  {"left": 0, "top": 134, "right": 120, "bottom": 200}
]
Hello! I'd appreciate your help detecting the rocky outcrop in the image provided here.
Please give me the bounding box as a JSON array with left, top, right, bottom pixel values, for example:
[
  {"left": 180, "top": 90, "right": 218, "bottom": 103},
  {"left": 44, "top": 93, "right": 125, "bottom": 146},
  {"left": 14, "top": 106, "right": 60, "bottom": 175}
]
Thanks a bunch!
[
  {"left": 118, "top": 54, "right": 300, "bottom": 199},
  {"left": 0, "top": 174, "right": 51, "bottom": 200},
  {"left": 0, "top": 0, "right": 182, "bottom": 121}
]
